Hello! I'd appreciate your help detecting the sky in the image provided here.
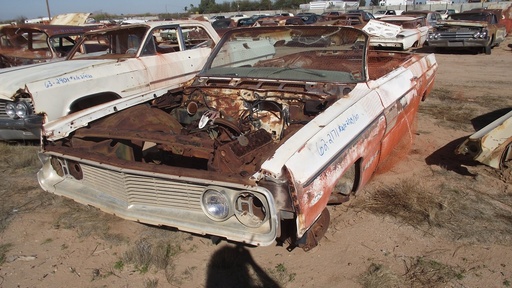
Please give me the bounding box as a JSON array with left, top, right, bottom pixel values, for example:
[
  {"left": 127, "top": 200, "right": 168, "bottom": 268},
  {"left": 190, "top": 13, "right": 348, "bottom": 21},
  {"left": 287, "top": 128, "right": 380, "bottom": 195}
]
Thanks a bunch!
[{"left": 0, "top": 0, "right": 202, "bottom": 21}]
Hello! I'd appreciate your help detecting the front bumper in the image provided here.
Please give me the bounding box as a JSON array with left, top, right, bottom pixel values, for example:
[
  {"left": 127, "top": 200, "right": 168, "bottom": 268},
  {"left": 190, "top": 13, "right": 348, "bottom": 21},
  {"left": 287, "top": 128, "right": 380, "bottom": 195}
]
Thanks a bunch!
[
  {"left": 37, "top": 153, "right": 280, "bottom": 246},
  {"left": 426, "top": 38, "right": 488, "bottom": 48},
  {"left": 0, "top": 115, "right": 42, "bottom": 141}
]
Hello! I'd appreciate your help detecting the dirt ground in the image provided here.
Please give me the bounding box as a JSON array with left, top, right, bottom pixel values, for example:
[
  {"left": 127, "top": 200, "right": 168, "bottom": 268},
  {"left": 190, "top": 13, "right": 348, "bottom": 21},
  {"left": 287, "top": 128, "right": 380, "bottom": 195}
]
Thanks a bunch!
[{"left": 1, "top": 37, "right": 512, "bottom": 288}]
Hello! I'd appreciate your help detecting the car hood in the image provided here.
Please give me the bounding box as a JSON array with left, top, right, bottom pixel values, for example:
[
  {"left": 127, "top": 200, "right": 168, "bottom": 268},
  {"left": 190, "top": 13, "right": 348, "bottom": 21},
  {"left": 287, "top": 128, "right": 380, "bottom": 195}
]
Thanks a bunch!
[
  {"left": 437, "top": 20, "right": 488, "bottom": 28},
  {"left": 0, "top": 59, "right": 117, "bottom": 100}
]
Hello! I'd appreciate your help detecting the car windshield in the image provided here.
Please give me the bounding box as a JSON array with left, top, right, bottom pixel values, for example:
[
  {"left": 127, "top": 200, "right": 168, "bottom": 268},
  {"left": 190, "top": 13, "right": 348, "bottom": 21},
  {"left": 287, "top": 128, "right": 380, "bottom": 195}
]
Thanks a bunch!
[
  {"left": 202, "top": 26, "right": 368, "bottom": 83},
  {"left": 448, "top": 13, "right": 489, "bottom": 22}
]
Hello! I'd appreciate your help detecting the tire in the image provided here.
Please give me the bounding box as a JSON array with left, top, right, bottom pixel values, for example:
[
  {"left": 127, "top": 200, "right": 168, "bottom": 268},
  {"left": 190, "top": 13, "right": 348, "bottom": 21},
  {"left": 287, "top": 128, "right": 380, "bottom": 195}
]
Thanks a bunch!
[
  {"left": 484, "top": 36, "right": 493, "bottom": 55},
  {"left": 484, "top": 44, "right": 491, "bottom": 55}
]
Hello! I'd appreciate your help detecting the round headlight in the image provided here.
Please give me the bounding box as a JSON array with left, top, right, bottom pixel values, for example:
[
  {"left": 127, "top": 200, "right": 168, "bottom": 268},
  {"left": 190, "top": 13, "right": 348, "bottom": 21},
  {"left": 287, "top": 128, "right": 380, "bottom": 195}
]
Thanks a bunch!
[
  {"left": 473, "top": 32, "right": 480, "bottom": 38},
  {"left": 15, "top": 102, "right": 30, "bottom": 118},
  {"left": 5, "top": 102, "right": 16, "bottom": 118},
  {"left": 480, "top": 30, "right": 488, "bottom": 39},
  {"left": 202, "top": 189, "right": 231, "bottom": 221}
]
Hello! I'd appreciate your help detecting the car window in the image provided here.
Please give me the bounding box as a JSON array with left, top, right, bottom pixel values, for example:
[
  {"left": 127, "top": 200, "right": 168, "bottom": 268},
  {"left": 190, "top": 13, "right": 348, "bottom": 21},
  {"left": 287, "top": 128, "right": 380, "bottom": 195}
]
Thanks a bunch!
[
  {"left": 50, "top": 35, "right": 80, "bottom": 57},
  {"left": 150, "top": 26, "right": 180, "bottom": 55},
  {"left": 70, "top": 26, "right": 148, "bottom": 59},
  {"left": 182, "top": 26, "right": 215, "bottom": 50}
]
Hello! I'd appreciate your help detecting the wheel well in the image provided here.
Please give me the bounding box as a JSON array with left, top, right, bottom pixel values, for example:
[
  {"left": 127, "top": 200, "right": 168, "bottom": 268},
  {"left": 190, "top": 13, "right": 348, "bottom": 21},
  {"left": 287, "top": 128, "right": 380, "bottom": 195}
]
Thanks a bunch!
[
  {"left": 352, "top": 158, "right": 362, "bottom": 193},
  {"left": 68, "top": 93, "right": 121, "bottom": 114}
]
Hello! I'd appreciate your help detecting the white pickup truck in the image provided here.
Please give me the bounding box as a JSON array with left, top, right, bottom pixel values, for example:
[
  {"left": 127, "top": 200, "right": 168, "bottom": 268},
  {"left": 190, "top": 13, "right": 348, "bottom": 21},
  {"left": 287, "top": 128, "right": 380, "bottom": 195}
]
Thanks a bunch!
[{"left": 0, "top": 20, "right": 220, "bottom": 141}]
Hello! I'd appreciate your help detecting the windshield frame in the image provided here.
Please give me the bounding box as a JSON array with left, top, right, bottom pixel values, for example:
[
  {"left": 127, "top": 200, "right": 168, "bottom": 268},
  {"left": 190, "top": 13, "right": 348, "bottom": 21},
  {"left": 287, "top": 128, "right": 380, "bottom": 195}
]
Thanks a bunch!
[{"left": 199, "top": 26, "right": 369, "bottom": 84}]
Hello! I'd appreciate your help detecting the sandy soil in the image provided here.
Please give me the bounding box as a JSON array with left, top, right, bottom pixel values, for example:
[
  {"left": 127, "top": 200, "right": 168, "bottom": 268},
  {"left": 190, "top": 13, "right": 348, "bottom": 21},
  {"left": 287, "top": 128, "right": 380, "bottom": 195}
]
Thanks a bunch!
[{"left": 1, "top": 37, "right": 512, "bottom": 288}]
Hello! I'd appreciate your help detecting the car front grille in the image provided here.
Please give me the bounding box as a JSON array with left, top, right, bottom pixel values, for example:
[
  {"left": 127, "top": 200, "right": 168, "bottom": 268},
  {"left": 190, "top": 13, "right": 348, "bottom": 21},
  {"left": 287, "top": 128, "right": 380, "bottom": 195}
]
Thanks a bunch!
[
  {"left": 0, "top": 100, "right": 8, "bottom": 119},
  {"left": 81, "top": 164, "right": 204, "bottom": 211}
]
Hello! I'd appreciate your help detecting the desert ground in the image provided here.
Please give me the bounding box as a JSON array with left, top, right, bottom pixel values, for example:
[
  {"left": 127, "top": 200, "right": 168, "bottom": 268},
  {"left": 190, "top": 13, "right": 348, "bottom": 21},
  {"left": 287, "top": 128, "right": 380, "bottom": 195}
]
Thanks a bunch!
[{"left": 1, "top": 37, "right": 512, "bottom": 288}]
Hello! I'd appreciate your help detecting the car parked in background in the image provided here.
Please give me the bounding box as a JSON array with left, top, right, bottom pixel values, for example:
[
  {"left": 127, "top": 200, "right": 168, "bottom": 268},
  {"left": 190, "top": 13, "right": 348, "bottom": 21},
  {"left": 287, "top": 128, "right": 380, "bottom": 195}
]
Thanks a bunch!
[
  {"left": 374, "top": 10, "right": 403, "bottom": 18},
  {"left": 0, "top": 20, "right": 220, "bottom": 141},
  {"left": 435, "top": 9, "right": 457, "bottom": 20},
  {"left": 37, "top": 25, "right": 438, "bottom": 251},
  {"left": 426, "top": 9, "right": 507, "bottom": 54},
  {"left": 255, "top": 16, "right": 305, "bottom": 26},
  {"left": 209, "top": 15, "right": 226, "bottom": 22},
  {"left": 212, "top": 17, "right": 255, "bottom": 36},
  {"left": 0, "top": 24, "right": 99, "bottom": 68},
  {"left": 364, "top": 16, "right": 429, "bottom": 50},
  {"left": 296, "top": 12, "right": 324, "bottom": 24},
  {"left": 401, "top": 10, "right": 442, "bottom": 28},
  {"left": 230, "top": 14, "right": 249, "bottom": 22},
  {"left": 347, "top": 10, "right": 376, "bottom": 22}
]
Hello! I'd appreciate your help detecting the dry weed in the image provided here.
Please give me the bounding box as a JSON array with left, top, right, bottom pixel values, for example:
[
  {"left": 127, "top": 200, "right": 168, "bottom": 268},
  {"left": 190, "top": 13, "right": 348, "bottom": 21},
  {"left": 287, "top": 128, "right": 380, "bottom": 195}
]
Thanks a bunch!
[
  {"left": 0, "top": 142, "right": 40, "bottom": 171},
  {"left": 53, "top": 199, "right": 126, "bottom": 243},
  {"left": 0, "top": 243, "right": 13, "bottom": 266},
  {"left": 359, "top": 263, "right": 402, "bottom": 288},
  {"left": 362, "top": 177, "right": 512, "bottom": 245},
  {"left": 122, "top": 227, "right": 189, "bottom": 284},
  {"left": 403, "top": 256, "right": 464, "bottom": 287}
]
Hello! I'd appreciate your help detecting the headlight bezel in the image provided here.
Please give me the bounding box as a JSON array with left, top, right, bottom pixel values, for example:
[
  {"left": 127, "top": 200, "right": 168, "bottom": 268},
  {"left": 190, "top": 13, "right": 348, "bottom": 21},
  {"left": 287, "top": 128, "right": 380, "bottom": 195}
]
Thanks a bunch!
[
  {"left": 4, "top": 100, "right": 33, "bottom": 119},
  {"left": 200, "top": 186, "right": 270, "bottom": 227}
]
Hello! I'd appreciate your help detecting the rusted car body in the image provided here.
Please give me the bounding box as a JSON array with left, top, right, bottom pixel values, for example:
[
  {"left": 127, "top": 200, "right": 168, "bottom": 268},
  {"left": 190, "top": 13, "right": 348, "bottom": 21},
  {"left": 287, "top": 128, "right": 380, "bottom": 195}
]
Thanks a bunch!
[
  {"left": 38, "top": 26, "right": 438, "bottom": 250},
  {"left": 426, "top": 10, "right": 507, "bottom": 55},
  {"left": 364, "top": 16, "right": 429, "bottom": 50},
  {"left": 456, "top": 110, "right": 512, "bottom": 169},
  {"left": 0, "top": 24, "right": 96, "bottom": 68},
  {"left": 256, "top": 16, "right": 305, "bottom": 26},
  {"left": 0, "top": 20, "right": 220, "bottom": 141},
  {"left": 327, "top": 14, "right": 367, "bottom": 29}
]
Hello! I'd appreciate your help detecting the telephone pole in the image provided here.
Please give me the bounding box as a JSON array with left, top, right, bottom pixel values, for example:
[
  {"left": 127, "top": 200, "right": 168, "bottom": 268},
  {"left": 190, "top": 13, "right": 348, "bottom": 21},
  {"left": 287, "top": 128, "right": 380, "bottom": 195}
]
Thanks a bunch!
[{"left": 46, "top": 0, "right": 52, "bottom": 20}]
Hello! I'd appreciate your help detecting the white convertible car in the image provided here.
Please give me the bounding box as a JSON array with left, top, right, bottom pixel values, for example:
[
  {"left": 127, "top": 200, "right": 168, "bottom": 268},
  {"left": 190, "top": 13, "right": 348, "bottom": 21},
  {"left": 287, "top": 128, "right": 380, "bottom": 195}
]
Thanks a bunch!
[
  {"left": 363, "top": 16, "right": 429, "bottom": 51},
  {"left": 38, "top": 26, "right": 438, "bottom": 251}
]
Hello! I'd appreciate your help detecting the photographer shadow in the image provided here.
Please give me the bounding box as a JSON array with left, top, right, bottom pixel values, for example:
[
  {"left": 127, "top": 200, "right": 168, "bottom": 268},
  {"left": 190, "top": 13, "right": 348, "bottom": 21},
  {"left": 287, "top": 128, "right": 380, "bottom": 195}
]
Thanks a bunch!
[{"left": 206, "top": 244, "right": 280, "bottom": 288}]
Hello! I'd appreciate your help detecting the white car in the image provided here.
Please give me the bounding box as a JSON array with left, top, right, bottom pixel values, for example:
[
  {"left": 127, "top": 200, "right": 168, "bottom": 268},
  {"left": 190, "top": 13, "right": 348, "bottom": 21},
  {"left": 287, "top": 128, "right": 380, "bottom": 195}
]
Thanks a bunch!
[
  {"left": 38, "top": 25, "right": 438, "bottom": 250},
  {"left": 0, "top": 20, "right": 220, "bottom": 141},
  {"left": 373, "top": 10, "right": 403, "bottom": 19},
  {"left": 363, "top": 16, "right": 429, "bottom": 50}
]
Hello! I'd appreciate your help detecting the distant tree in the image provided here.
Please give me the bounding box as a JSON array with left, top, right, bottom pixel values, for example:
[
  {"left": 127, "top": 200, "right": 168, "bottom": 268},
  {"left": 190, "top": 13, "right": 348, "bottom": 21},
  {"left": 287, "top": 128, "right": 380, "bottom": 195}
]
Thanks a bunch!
[
  {"left": 199, "top": 0, "right": 217, "bottom": 13},
  {"left": 260, "top": 0, "right": 272, "bottom": 10}
]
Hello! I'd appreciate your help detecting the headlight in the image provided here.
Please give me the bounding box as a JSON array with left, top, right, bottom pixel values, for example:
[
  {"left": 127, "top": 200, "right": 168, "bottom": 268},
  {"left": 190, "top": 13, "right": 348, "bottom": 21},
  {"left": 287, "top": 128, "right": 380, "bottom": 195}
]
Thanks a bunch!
[
  {"left": 15, "top": 102, "right": 30, "bottom": 118},
  {"left": 201, "top": 189, "right": 231, "bottom": 221},
  {"left": 4, "top": 101, "right": 31, "bottom": 119},
  {"left": 473, "top": 30, "right": 488, "bottom": 39},
  {"left": 5, "top": 102, "right": 16, "bottom": 118}
]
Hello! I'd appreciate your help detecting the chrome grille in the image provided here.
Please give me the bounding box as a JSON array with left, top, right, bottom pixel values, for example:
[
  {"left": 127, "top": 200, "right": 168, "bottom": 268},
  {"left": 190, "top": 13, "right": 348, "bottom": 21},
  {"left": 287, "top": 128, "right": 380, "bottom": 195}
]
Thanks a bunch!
[
  {"left": 0, "top": 100, "right": 8, "bottom": 119},
  {"left": 437, "top": 31, "right": 478, "bottom": 40},
  {"left": 81, "top": 164, "right": 204, "bottom": 211}
]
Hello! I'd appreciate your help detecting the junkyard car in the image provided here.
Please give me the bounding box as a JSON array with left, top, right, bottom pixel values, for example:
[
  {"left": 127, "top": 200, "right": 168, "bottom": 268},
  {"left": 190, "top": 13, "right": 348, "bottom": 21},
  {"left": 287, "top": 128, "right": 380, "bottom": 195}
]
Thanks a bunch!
[
  {"left": 38, "top": 26, "right": 438, "bottom": 250},
  {"left": 426, "top": 10, "right": 507, "bottom": 54},
  {"left": 363, "top": 16, "right": 429, "bottom": 50},
  {"left": 401, "top": 10, "right": 442, "bottom": 28},
  {"left": 456, "top": 110, "right": 512, "bottom": 169},
  {"left": 0, "top": 24, "right": 96, "bottom": 68},
  {"left": 374, "top": 10, "right": 403, "bottom": 19},
  {"left": 0, "top": 20, "right": 219, "bottom": 141}
]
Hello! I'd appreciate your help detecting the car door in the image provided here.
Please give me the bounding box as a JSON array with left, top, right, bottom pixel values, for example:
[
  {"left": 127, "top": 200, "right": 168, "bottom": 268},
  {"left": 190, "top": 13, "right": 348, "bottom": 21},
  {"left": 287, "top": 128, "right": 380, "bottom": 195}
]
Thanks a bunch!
[{"left": 139, "top": 24, "right": 216, "bottom": 91}]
